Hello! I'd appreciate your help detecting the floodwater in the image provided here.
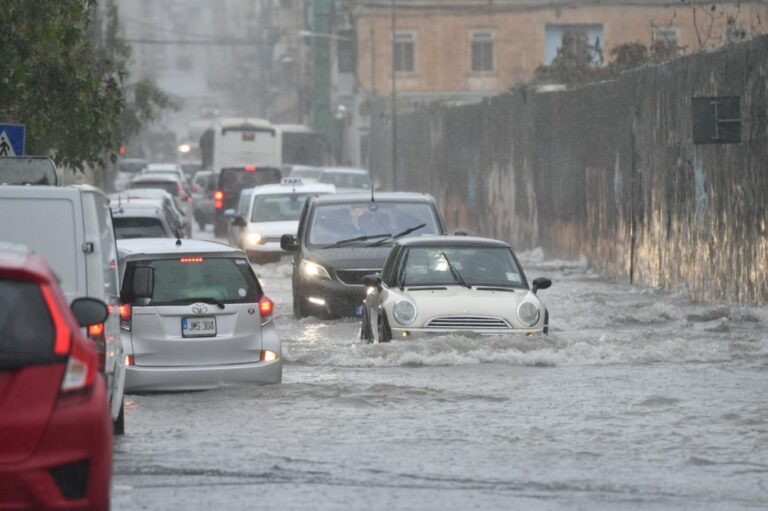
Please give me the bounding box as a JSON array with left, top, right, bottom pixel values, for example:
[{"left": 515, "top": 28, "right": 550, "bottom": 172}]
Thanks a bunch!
[{"left": 112, "top": 242, "right": 768, "bottom": 510}]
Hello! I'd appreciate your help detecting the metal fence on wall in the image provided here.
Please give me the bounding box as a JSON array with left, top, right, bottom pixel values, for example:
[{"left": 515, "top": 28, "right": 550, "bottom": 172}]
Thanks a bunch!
[{"left": 369, "top": 35, "right": 768, "bottom": 305}]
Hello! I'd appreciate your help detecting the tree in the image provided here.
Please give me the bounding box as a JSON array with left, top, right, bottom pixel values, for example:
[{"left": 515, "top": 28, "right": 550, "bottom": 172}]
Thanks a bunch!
[{"left": 0, "top": 0, "right": 172, "bottom": 172}]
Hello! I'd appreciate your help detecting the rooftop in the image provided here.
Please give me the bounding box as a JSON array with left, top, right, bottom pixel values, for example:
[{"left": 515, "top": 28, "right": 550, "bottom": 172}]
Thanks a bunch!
[
  {"left": 117, "top": 238, "right": 244, "bottom": 258},
  {"left": 397, "top": 235, "right": 511, "bottom": 248},
  {"left": 311, "top": 191, "right": 435, "bottom": 205}
]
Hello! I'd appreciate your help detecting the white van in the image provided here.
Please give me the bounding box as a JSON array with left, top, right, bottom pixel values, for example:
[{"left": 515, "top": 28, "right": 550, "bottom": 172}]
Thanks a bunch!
[{"left": 0, "top": 185, "right": 127, "bottom": 433}]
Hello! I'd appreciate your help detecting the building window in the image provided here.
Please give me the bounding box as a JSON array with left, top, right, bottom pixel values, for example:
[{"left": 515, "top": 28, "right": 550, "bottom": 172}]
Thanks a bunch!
[
  {"left": 545, "top": 24, "right": 604, "bottom": 67},
  {"left": 393, "top": 32, "right": 416, "bottom": 73},
  {"left": 652, "top": 27, "right": 680, "bottom": 57},
  {"left": 471, "top": 30, "right": 494, "bottom": 73}
]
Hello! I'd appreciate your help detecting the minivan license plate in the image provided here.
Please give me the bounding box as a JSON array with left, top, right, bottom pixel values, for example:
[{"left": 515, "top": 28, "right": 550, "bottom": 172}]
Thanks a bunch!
[{"left": 182, "top": 317, "right": 217, "bottom": 337}]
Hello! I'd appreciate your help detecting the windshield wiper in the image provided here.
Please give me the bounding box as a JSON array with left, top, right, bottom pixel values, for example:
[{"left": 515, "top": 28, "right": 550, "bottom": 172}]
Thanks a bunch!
[
  {"left": 441, "top": 252, "right": 471, "bottom": 289},
  {"left": 370, "top": 223, "right": 427, "bottom": 246},
  {"left": 167, "top": 297, "right": 226, "bottom": 309},
  {"left": 324, "top": 232, "right": 390, "bottom": 249}
]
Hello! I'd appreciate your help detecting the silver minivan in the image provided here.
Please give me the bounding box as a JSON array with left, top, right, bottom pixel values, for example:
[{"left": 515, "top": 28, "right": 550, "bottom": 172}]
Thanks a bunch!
[
  {"left": 0, "top": 184, "right": 127, "bottom": 433},
  {"left": 117, "top": 238, "right": 281, "bottom": 391}
]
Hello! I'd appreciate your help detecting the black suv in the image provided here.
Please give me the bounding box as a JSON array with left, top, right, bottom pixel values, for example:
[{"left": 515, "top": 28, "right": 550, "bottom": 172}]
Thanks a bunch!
[
  {"left": 281, "top": 193, "right": 446, "bottom": 318},
  {"left": 213, "top": 165, "right": 281, "bottom": 236}
]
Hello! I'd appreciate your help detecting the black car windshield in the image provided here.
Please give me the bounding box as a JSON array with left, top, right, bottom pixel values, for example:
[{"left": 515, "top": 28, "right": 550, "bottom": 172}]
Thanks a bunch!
[
  {"left": 113, "top": 217, "right": 169, "bottom": 239},
  {"left": 251, "top": 193, "right": 312, "bottom": 222},
  {"left": 399, "top": 247, "right": 526, "bottom": 288},
  {"left": 123, "top": 257, "right": 261, "bottom": 305},
  {"left": 308, "top": 202, "right": 440, "bottom": 247}
]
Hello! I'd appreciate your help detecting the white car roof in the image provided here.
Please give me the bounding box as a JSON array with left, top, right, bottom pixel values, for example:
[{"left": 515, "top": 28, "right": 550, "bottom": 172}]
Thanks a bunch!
[
  {"left": 251, "top": 182, "right": 335, "bottom": 196},
  {"left": 146, "top": 163, "right": 181, "bottom": 171},
  {"left": 117, "top": 238, "right": 244, "bottom": 259}
]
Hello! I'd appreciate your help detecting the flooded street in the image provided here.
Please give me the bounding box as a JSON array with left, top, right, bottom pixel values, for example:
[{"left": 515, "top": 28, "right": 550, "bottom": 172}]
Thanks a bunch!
[{"left": 112, "top": 239, "right": 768, "bottom": 510}]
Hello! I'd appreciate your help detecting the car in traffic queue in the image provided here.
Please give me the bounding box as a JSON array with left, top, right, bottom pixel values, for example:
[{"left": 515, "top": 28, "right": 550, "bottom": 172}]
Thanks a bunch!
[
  {"left": 314, "top": 166, "right": 372, "bottom": 193},
  {"left": 110, "top": 189, "right": 190, "bottom": 238},
  {"left": 111, "top": 203, "right": 179, "bottom": 240},
  {"left": 142, "top": 163, "right": 188, "bottom": 186},
  {"left": 360, "top": 236, "right": 552, "bottom": 342},
  {"left": 213, "top": 164, "right": 282, "bottom": 237},
  {"left": 117, "top": 238, "right": 281, "bottom": 391},
  {"left": 225, "top": 178, "right": 335, "bottom": 264},
  {"left": 127, "top": 174, "right": 193, "bottom": 235},
  {"left": 0, "top": 244, "right": 112, "bottom": 510},
  {"left": 280, "top": 192, "right": 446, "bottom": 318},
  {"left": 113, "top": 158, "right": 146, "bottom": 192},
  {"left": 0, "top": 185, "right": 127, "bottom": 435},
  {"left": 191, "top": 169, "right": 215, "bottom": 231}
]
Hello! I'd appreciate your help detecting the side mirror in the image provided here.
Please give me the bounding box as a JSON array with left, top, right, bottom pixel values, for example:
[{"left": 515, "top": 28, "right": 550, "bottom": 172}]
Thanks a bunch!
[
  {"left": 362, "top": 274, "right": 382, "bottom": 288},
  {"left": 70, "top": 298, "right": 109, "bottom": 327},
  {"left": 454, "top": 230, "right": 468, "bottom": 236},
  {"left": 232, "top": 216, "right": 246, "bottom": 227},
  {"left": 531, "top": 277, "right": 552, "bottom": 294},
  {"left": 280, "top": 234, "right": 298, "bottom": 252},
  {"left": 223, "top": 208, "right": 237, "bottom": 218},
  {"left": 133, "top": 266, "right": 155, "bottom": 299}
]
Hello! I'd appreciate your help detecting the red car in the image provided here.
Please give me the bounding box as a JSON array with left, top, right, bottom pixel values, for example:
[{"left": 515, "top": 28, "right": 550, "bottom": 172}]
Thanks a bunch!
[{"left": 0, "top": 244, "right": 112, "bottom": 510}]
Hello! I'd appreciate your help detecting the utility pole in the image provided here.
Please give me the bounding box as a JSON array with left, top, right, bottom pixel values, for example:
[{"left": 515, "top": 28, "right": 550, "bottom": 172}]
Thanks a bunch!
[{"left": 390, "top": 0, "right": 397, "bottom": 189}]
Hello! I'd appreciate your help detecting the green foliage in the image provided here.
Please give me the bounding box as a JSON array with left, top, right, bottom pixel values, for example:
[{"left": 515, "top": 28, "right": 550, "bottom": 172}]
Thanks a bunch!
[
  {"left": 0, "top": 0, "right": 172, "bottom": 171},
  {"left": 533, "top": 32, "right": 604, "bottom": 87}
]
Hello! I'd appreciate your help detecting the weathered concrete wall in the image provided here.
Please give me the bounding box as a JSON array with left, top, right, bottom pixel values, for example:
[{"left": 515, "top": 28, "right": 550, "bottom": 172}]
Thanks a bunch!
[{"left": 369, "top": 35, "right": 768, "bottom": 304}]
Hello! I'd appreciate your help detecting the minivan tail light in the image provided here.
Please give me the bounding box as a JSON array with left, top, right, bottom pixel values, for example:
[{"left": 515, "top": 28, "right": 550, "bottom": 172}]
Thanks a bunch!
[
  {"left": 214, "top": 190, "right": 224, "bottom": 209},
  {"left": 245, "top": 165, "right": 257, "bottom": 172},
  {"left": 259, "top": 296, "right": 273, "bottom": 323},
  {"left": 119, "top": 303, "right": 132, "bottom": 331}
]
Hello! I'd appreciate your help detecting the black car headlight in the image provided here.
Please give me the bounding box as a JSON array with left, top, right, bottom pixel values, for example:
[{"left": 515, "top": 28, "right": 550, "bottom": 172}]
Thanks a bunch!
[{"left": 300, "top": 260, "right": 331, "bottom": 280}]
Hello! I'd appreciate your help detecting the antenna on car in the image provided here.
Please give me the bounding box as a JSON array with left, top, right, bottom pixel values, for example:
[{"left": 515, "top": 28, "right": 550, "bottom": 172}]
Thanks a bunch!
[
  {"left": 370, "top": 183, "right": 375, "bottom": 202},
  {"left": 175, "top": 232, "right": 182, "bottom": 246}
]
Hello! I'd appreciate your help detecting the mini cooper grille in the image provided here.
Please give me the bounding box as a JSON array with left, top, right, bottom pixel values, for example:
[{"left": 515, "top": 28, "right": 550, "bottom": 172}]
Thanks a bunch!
[
  {"left": 426, "top": 316, "right": 510, "bottom": 329},
  {"left": 336, "top": 269, "right": 377, "bottom": 285}
]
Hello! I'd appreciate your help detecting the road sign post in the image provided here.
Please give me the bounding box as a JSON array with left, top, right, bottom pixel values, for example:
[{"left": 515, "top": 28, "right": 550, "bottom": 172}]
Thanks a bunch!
[{"left": 0, "top": 124, "right": 26, "bottom": 157}]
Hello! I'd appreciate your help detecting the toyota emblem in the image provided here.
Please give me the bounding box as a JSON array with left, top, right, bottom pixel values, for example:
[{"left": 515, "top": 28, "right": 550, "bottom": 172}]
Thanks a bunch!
[{"left": 191, "top": 303, "right": 209, "bottom": 315}]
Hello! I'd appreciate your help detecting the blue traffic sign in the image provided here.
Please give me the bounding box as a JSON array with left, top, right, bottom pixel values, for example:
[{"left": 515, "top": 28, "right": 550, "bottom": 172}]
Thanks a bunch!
[{"left": 0, "top": 124, "right": 26, "bottom": 157}]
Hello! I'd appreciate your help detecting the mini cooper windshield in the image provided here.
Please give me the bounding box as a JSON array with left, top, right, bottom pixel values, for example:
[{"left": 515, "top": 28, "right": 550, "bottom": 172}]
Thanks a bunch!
[
  {"left": 308, "top": 202, "right": 440, "bottom": 247},
  {"left": 123, "top": 257, "right": 261, "bottom": 305},
  {"left": 398, "top": 247, "right": 526, "bottom": 288}
]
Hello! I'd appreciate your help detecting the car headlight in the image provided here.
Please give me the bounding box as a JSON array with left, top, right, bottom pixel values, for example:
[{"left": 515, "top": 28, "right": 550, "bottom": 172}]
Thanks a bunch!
[
  {"left": 517, "top": 301, "right": 540, "bottom": 327},
  {"left": 245, "top": 232, "right": 264, "bottom": 246},
  {"left": 300, "top": 260, "right": 331, "bottom": 280},
  {"left": 393, "top": 300, "right": 417, "bottom": 325}
]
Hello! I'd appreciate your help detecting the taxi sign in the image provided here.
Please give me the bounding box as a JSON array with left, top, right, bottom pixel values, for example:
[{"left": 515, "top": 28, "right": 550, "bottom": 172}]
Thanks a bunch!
[{"left": 281, "top": 177, "right": 303, "bottom": 185}]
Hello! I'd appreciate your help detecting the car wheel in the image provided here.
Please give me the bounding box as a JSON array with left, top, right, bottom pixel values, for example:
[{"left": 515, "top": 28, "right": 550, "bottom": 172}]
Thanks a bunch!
[
  {"left": 377, "top": 312, "right": 392, "bottom": 343},
  {"left": 360, "top": 307, "right": 373, "bottom": 343},
  {"left": 114, "top": 397, "right": 125, "bottom": 436}
]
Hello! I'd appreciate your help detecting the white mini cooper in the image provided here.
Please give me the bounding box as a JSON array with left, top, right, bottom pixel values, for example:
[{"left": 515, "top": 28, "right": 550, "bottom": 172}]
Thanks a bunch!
[{"left": 360, "top": 236, "right": 552, "bottom": 342}]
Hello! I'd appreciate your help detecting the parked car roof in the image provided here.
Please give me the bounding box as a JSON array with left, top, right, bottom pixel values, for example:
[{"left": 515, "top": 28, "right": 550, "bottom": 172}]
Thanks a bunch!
[
  {"left": 131, "top": 174, "right": 180, "bottom": 184},
  {"left": 251, "top": 181, "right": 335, "bottom": 196}
]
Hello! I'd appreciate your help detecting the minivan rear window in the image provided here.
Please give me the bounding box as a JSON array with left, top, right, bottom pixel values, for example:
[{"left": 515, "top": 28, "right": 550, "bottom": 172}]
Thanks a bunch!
[
  {"left": 113, "top": 217, "right": 168, "bottom": 239},
  {"left": 219, "top": 167, "right": 281, "bottom": 191},
  {"left": 122, "top": 257, "right": 261, "bottom": 305},
  {"left": 0, "top": 279, "right": 57, "bottom": 368}
]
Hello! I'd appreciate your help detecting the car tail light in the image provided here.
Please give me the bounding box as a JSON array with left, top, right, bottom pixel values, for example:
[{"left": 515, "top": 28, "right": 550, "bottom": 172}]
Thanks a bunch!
[
  {"left": 260, "top": 350, "right": 279, "bottom": 362},
  {"left": 60, "top": 338, "right": 97, "bottom": 394},
  {"left": 180, "top": 257, "right": 204, "bottom": 263},
  {"left": 119, "top": 303, "right": 132, "bottom": 331},
  {"left": 244, "top": 165, "right": 257, "bottom": 172},
  {"left": 214, "top": 190, "right": 224, "bottom": 209},
  {"left": 259, "top": 296, "right": 273, "bottom": 323},
  {"left": 87, "top": 323, "right": 106, "bottom": 372},
  {"left": 40, "top": 285, "right": 72, "bottom": 356}
]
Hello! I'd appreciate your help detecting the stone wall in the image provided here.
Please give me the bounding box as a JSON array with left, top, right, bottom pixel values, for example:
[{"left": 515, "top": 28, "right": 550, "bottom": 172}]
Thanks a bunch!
[{"left": 369, "top": 35, "right": 768, "bottom": 304}]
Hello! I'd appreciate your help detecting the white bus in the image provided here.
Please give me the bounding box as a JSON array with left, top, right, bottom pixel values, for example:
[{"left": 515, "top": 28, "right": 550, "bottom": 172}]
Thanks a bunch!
[{"left": 200, "top": 118, "right": 281, "bottom": 172}]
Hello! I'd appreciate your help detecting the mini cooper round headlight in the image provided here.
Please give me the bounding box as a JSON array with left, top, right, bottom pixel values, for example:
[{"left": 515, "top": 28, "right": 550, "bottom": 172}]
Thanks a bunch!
[
  {"left": 517, "top": 301, "right": 540, "bottom": 327},
  {"left": 393, "top": 300, "right": 417, "bottom": 325}
]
